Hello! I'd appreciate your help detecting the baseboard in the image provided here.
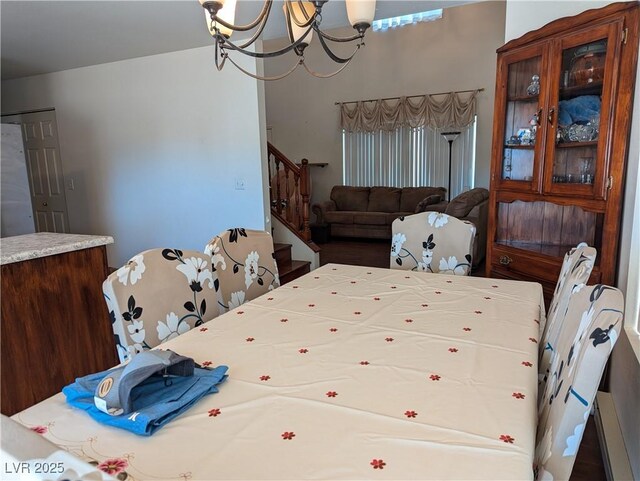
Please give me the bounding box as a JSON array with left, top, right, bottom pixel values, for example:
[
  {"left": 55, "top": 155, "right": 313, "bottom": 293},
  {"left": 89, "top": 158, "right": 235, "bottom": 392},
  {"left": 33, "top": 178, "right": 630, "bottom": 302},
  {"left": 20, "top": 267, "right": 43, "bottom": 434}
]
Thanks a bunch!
[{"left": 594, "top": 391, "right": 634, "bottom": 481}]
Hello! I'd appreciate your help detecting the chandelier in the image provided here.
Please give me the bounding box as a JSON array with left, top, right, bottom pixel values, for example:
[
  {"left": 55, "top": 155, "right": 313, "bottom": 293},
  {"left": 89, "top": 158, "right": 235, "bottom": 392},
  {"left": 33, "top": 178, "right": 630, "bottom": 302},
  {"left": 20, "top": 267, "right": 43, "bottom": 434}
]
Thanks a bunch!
[{"left": 198, "top": 0, "right": 376, "bottom": 80}]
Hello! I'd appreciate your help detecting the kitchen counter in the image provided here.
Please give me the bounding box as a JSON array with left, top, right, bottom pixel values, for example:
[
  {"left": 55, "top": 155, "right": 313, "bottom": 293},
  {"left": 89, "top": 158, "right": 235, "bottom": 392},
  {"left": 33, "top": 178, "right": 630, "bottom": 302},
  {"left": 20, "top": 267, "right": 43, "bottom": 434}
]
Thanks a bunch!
[{"left": 1, "top": 232, "right": 114, "bottom": 265}]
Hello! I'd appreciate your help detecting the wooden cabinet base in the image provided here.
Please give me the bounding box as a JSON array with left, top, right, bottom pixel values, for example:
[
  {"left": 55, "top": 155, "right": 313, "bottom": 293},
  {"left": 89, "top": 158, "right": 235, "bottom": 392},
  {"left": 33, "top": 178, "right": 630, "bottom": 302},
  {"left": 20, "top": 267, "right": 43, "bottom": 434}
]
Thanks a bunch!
[{"left": 1, "top": 246, "right": 118, "bottom": 415}]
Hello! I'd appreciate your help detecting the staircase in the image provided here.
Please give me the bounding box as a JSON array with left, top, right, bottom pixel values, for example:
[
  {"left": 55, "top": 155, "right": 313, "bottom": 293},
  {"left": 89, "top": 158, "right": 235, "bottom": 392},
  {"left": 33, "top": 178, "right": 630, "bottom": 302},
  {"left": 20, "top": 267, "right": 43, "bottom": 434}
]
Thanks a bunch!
[
  {"left": 274, "top": 242, "right": 311, "bottom": 284},
  {"left": 268, "top": 141, "right": 320, "bottom": 284}
]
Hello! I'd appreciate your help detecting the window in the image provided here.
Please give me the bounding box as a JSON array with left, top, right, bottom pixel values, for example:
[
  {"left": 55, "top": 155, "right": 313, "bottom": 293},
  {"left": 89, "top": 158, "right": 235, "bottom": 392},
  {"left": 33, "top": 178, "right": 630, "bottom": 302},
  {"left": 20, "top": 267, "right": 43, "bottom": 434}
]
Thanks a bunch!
[
  {"left": 342, "top": 117, "right": 477, "bottom": 198},
  {"left": 372, "top": 9, "right": 443, "bottom": 32}
]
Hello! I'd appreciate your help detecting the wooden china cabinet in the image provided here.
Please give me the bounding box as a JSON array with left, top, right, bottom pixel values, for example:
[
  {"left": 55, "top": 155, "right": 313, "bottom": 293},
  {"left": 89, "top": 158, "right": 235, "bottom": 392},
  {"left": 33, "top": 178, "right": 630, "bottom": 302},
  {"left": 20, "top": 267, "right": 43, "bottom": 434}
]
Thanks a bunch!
[{"left": 486, "top": 2, "right": 639, "bottom": 303}]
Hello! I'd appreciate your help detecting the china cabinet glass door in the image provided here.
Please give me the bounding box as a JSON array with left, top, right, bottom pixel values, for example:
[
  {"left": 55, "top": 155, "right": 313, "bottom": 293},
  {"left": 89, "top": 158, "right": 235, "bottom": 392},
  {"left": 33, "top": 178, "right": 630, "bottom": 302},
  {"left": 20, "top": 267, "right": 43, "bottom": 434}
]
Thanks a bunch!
[
  {"left": 497, "top": 44, "right": 548, "bottom": 191},
  {"left": 542, "top": 23, "right": 622, "bottom": 199}
]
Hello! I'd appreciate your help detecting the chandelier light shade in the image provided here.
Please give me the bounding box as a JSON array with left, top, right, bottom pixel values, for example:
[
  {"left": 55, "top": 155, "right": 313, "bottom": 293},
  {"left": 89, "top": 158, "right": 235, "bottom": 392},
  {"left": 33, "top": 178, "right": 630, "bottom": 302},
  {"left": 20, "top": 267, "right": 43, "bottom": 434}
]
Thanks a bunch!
[{"left": 199, "top": 0, "right": 377, "bottom": 80}]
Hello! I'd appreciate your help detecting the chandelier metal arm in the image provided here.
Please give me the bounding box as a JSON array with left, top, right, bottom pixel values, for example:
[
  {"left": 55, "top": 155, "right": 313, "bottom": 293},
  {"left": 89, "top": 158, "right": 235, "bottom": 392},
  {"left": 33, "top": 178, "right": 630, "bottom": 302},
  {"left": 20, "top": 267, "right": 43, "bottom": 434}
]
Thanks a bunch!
[
  {"left": 216, "top": 23, "right": 315, "bottom": 59},
  {"left": 284, "top": 0, "right": 317, "bottom": 28},
  {"left": 235, "top": 13, "right": 270, "bottom": 49},
  {"left": 317, "top": 28, "right": 364, "bottom": 44},
  {"left": 226, "top": 55, "right": 303, "bottom": 81},
  {"left": 316, "top": 30, "right": 360, "bottom": 64},
  {"left": 302, "top": 58, "right": 355, "bottom": 78},
  {"left": 208, "top": 0, "right": 272, "bottom": 32}
]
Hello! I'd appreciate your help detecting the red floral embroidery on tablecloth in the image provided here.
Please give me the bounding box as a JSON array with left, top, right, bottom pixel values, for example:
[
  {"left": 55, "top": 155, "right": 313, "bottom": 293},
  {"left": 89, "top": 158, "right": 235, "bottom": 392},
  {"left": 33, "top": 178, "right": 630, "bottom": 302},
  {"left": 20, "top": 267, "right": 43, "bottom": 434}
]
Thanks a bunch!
[
  {"left": 404, "top": 276, "right": 410, "bottom": 279},
  {"left": 281, "top": 431, "right": 296, "bottom": 440},
  {"left": 529, "top": 337, "right": 538, "bottom": 343},
  {"left": 404, "top": 410, "right": 417, "bottom": 418},
  {"left": 201, "top": 360, "right": 212, "bottom": 367},
  {"left": 435, "top": 291, "right": 442, "bottom": 294},
  {"left": 421, "top": 304, "right": 429, "bottom": 307},
  {"left": 267, "top": 297, "right": 274, "bottom": 301},
  {"left": 385, "top": 337, "right": 394, "bottom": 342},
  {"left": 292, "top": 286, "right": 299, "bottom": 289},
  {"left": 260, "top": 375, "right": 271, "bottom": 381},
  {"left": 331, "top": 292, "right": 337, "bottom": 295},
  {"left": 330, "top": 328, "right": 338, "bottom": 332},
  {"left": 512, "top": 392, "right": 525, "bottom": 399},
  {"left": 30, "top": 426, "right": 47, "bottom": 435},
  {"left": 326, "top": 391, "right": 338, "bottom": 397},
  {"left": 281, "top": 318, "right": 288, "bottom": 323},
  {"left": 208, "top": 408, "right": 221, "bottom": 417},
  {"left": 367, "top": 272, "right": 372, "bottom": 275},
  {"left": 448, "top": 348, "right": 458, "bottom": 353},
  {"left": 332, "top": 268, "right": 337, "bottom": 270},
  {"left": 499, "top": 434, "right": 515, "bottom": 443},
  {"left": 246, "top": 337, "right": 255, "bottom": 342},
  {"left": 308, "top": 304, "right": 315, "bottom": 308},
  {"left": 492, "top": 285, "right": 499, "bottom": 288},
  {"left": 522, "top": 361, "right": 533, "bottom": 367},
  {"left": 371, "top": 459, "right": 386, "bottom": 470},
  {"left": 405, "top": 318, "right": 413, "bottom": 323},
  {"left": 237, "top": 311, "right": 244, "bottom": 315},
  {"left": 314, "top": 276, "right": 320, "bottom": 279},
  {"left": 484, "top": 297, "right": 491, "bottom": 300},
  {"left": 534, "top": 319, "right": 540, "bottom": 324},
  {"left": 446, "top": 280, "right": 453, "bottom": 283},
  {"left": 97, "top": 458, "right": 128, "bottom": 476},
  {"left": 360, "top": 361, "right": 370, "bottom": 365},
  {"left": 199, "top": 327, "right": 208, "bottom": 332},
  {"left": 463, "top": 327, "right": 472, "bottom": 331},
  {"left": 474, "top": 310, "right": 482, "bottom": 314},
  {"left": 390, "top": 286, "right": 397, "bottom": 289},
  {"left": 354, "top": 311, "right": 362, "bottom": 315},
  {"left": 350, "top": 281, "right": 357, "bottom": 284},
  {"left": 373, "top": 297, "right": 381, "bottom": 301},
  {"left": 429, "top": 374, "right": 441, "bottom": 381},
  {"left": 299, "top": 348, "right": 309, "bottom": 354}
]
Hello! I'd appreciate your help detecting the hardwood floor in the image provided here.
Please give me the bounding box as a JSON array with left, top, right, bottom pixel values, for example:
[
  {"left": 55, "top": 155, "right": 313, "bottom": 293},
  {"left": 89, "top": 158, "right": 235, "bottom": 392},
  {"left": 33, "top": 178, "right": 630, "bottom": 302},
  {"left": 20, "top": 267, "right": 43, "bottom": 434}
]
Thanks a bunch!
[{"left": 317, "top": 237, "right": 607, "bottom": 481}]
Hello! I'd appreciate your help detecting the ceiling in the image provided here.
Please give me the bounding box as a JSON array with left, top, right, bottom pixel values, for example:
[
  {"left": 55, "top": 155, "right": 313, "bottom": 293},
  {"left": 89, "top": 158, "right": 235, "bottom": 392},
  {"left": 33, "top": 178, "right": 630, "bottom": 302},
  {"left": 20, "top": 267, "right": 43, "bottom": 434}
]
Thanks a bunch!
[{"left": 1, "top": 0, "right": 470, "bottom": 81}]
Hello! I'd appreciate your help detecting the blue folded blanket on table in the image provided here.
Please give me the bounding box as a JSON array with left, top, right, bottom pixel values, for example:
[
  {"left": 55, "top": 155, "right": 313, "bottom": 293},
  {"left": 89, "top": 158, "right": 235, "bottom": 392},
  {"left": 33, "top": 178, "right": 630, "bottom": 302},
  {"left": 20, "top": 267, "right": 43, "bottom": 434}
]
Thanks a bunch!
[{"left": 63, "top": 364, "right": 228, "bottom": 436}]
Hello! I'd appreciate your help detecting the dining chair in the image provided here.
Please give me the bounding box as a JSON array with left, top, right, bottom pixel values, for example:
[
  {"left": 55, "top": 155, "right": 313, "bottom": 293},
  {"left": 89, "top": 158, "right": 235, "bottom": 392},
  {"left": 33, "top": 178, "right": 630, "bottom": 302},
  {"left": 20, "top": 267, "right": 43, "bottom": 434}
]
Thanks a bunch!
[
  {"left": 103, "top": 248, "right": 223, "bottom": 363},
  {"left": 390, "top": 212, "right": 476, "bottom": 275},
  {"left": 538, "top": 243, "right": 597, "bottom": 401},
  {"left": 204, "top": 228, "right": 280, "bottom": 312},
  {"left": 534, "top": 284, "right": 623, "bottom": 481}
]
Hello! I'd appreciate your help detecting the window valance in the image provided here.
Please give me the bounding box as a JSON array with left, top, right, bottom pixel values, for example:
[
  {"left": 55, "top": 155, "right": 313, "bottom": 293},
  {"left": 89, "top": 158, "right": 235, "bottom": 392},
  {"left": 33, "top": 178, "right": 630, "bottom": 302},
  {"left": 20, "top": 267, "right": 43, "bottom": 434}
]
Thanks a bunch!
[{"left": 339, "top": 89, "right": 480, "bottom": 132}]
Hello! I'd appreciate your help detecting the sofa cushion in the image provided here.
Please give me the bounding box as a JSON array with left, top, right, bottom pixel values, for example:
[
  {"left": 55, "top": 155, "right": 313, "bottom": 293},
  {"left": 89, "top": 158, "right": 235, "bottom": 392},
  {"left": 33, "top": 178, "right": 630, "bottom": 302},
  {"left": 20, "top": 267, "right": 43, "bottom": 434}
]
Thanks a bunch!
[
  {"left": 415, "top": 194, "right": 443, "bottom": 213},
  {"left": 445, "top": 188, "right": 490, "bottom": 218},
  {"left": 324, "top": 211, "right": 355, "bottom": 225},
  {"left": 353, "top": 212, "right": 388, "bottom": 226},
  {"left": 367, "top": 187, "right": 401, "bottom": 213},
  {"left": 331, "top": 186, "right": 370, "bottom": 212},
  {"left": 400, "top": 187, "right": 447, "bottom": 212}
]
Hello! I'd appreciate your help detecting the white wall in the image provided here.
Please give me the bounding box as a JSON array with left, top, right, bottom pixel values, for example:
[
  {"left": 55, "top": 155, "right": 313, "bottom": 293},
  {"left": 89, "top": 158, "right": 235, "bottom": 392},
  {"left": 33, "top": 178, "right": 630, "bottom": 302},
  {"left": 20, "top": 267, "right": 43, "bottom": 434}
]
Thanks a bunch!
[
  {"left": 505, "top": 1, "right": 640, "bottom": 478},
  {"left": 264, "top": 1, "right": 506, "bottom": 207},
  {"left": 1, "top": 46, "right": 268, "bottom": 267}
]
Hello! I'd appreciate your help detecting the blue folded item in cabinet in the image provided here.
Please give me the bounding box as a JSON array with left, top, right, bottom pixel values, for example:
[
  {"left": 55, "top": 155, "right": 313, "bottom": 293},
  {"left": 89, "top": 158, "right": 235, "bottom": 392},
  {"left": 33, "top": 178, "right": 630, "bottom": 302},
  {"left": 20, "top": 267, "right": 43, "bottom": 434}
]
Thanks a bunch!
[
  {"left": 63, "top": 358, "right": 228, "bottom": 436},
  {"left": 558, "top": 95, "right": 601, "bottom": 126}
]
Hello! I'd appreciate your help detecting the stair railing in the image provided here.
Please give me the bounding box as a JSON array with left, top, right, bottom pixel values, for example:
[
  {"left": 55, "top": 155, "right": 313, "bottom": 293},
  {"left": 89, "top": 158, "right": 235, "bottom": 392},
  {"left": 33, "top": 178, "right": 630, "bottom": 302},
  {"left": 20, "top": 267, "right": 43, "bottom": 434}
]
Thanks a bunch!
[{"left": 267, "top": 142, "right": 311, "bottom": 242}]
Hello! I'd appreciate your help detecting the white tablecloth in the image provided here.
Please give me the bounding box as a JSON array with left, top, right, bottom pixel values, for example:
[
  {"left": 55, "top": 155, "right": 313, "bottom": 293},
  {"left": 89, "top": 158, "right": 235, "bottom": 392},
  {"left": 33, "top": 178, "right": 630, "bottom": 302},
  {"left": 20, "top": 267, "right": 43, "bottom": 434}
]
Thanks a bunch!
[{"left": 14, "top": 264, "right": 544, "bottom": 480}]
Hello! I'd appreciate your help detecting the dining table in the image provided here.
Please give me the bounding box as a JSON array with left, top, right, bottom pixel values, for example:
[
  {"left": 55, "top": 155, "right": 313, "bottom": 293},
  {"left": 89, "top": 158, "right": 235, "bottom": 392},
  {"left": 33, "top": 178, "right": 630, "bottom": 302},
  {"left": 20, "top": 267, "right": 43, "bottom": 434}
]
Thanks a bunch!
[{"left": 10, "top": 263, "right": 545, "bottom": 480}]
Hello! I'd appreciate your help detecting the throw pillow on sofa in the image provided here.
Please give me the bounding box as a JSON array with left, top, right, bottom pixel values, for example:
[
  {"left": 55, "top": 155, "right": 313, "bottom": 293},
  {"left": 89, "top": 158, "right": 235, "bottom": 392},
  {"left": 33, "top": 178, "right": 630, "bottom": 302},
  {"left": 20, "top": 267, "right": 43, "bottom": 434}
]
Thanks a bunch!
[
  {"left": 414, "top": 195, "right": 443, "bottom": 213},
  {"left": 445, "top": 188, "right": 489, "bottom": 218}
]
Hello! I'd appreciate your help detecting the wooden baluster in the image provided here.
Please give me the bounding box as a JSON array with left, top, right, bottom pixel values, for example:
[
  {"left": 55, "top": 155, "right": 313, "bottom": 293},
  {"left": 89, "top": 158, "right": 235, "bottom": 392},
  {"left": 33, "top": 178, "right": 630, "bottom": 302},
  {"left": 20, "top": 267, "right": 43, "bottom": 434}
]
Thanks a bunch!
[
  {"left": 293, "top": 174, "right": 301, "bottom": 229},
  {"left": 274, "top": 158, "right": 282, "bottom": 216},
  {"left": 299, "top": 159, "right": 311, "bottom": 242},
  {"left": 284, "top": 166, "right": 291, "bottom": 223}
]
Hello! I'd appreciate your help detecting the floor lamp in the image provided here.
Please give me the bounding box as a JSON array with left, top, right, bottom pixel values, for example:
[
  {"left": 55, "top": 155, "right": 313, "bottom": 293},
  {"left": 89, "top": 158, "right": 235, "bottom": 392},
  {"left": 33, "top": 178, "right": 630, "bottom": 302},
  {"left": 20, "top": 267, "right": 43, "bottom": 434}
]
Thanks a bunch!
[{"left": 441, "top": 131, "right": 460, "bottom": 201}]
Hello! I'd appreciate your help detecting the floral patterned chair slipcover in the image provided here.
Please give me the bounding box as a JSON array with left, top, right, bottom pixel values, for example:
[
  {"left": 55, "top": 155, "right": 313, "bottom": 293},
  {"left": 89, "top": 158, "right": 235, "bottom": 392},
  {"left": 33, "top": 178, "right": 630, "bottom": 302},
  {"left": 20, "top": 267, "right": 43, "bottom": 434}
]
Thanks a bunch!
[
  {"left": 534, "top": 284, "right": 623, "bottom": 481},
  {"left": 103, "top": 248, "right": 223, "bottom": 363},
  {"left": 390, "top": 212, "right": 476, "bottom": 275},
  {"left": 538, "top": 244, "right": 596, "bottom": 403},
  {"left": 204, "top": 228, "right": 280, "bottom": 312}
]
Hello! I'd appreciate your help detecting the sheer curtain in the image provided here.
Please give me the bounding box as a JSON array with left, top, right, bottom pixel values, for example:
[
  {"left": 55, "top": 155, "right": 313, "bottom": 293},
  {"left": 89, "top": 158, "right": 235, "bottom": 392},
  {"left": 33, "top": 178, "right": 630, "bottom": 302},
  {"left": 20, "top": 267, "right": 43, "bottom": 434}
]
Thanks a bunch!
[
  {"left": 342, "top": 118, "right": 476, "bottom": 198},
  {"left": 339, "top": 90, "right": 480, "bottom": 198}
]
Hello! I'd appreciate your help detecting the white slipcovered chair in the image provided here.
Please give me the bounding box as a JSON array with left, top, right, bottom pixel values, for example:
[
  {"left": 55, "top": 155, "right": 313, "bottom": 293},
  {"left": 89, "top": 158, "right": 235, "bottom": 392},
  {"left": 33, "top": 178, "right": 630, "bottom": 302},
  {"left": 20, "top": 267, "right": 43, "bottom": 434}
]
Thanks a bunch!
[
  {"left": 538, "top": 244, "right": 596, "bottom": 401},
  {"left": 103, "top": 248, "right": 223, "bottom": 363},
  {"left": 534, "top": 284, "right": 623, "bottom": 481},
  {"left": 390, "top": 212, "right": 476, "bottom": 275},
  {"left": 204, "top": 228, "right": 280, "bottom": 312}
]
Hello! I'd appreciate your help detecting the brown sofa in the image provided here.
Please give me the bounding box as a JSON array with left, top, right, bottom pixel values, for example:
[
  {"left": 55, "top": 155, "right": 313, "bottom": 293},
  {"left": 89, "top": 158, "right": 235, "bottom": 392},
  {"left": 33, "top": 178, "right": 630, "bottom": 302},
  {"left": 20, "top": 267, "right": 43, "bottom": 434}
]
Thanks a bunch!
[{"left": 312, "top": 186, "right": 489, "bottom": 265}]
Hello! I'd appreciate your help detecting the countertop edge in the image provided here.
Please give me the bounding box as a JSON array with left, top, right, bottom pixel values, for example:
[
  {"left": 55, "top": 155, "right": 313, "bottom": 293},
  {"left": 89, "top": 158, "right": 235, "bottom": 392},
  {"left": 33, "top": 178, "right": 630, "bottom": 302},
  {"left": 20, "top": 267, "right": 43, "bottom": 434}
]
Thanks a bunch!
[{"left": 1, "top": 235, "right": 114, "bottom": 265}]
